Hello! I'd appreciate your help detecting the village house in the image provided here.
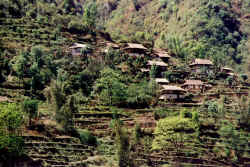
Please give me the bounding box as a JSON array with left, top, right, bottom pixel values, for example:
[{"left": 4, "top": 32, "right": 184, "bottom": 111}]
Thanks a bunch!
[
  {"left": 181, "top": 79, "right": 212, "bottom": 93},
  {"left": 159, "top": 85, "right": 186, "bottom": 100},
  {"left": 69, "top": 43, "right": 88, "bottom": 56},
  {"left": 190, "top": 58, "right": 213, "bottom": 75},
  {"left": 153, "top": 49, "right": 171, "bottom": 62},
  {"left": 147, "top": 60, "right": 168, "bottom": 70},
  {"left": 147, "top": 60, "right": 168, "bottom": 77},
  {"left": 123, "top": 43, "right": 148, "bottom": 57}
]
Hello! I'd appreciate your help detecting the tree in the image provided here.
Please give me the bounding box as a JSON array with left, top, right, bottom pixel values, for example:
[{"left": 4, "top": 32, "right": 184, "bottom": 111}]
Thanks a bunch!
[
  {"left": 0, "top": 103, "right": 24, "bottom": 161},
  {"left": 11, "top": 52, "right": 28, "bottom": 85},
  {"left": 152, "top": 115, "right": 199, "bottom": 156},
  {"left": 21, "top": 99, "right": 38, "bottom": 126},
  {"left": 114, "top": 119, "right": 133, "bottom": 167},
  {"left": 207, "top": 101, "right": 219, "bottom": 123},
  {"left": 93, "top": 68, "right": 127, "bottom": 106},
  {"left": 30, "top": 46, "right": 45, "bottom": 69},
  {"left": 83, "top": 1, "right": 97, "bottom": 30},
  {"left": 218, "top": 121, "right": 248, "bottom": 162},
  {"left": 126, "top": 80, "right": 157, "bottom": 108},
  {"left": 150, "top": 64, "right": 157, "bottom": 78}
]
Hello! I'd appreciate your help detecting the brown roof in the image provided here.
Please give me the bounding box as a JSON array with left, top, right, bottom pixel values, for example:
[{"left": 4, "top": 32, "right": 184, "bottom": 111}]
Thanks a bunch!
[
  {"left": 147, "top": 60, "right": 168, "bottom": 67},
  {"left": 161, "top": 85, "right": 185, "bottom": 92},
  {"left": 125, "top": 43, "right": 147, "bottom": 50},
  {"left": 183, "top": 80, "right": 203, "bottom": 86},
  {"left": 154, "top": 49, "right": 171, "bottom": 58},
  {"left": 222, "top": 67, "right": 234, "bottom": 72},
  {"left": 190, "top": 59, "right": 213, "bottom": 66},
  {"left": 106, "top": 42, "right": 119, "bottom": 48}
]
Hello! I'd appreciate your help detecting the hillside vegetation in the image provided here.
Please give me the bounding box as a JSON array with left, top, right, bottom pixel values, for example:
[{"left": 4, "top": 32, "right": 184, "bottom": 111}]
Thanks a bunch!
[
  {"left": 0, "top": 0, "right": 250, "bottom": 167},
  {"left": 92, "top": 0, "right": 250, "bottom": 73}
]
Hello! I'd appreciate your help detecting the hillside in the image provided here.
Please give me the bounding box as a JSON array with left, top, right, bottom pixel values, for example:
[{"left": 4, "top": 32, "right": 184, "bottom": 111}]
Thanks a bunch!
[
  {"left": 0, "top": 0, "right": 250, "bottom": 167},
  {"left": 91, "top": 0, "right": 250, "bottom": 74}
]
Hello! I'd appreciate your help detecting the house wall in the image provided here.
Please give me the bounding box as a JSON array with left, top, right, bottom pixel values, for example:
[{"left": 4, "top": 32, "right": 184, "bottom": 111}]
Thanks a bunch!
[{"left": 71, "top": 48, "right": 81, "bottom": 56}]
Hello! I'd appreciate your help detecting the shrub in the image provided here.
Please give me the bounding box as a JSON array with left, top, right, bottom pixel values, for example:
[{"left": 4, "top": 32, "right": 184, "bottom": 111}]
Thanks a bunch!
[
  {"left": 78, "top": 129, "right": 97, "bottom": 146},
  {"left": 154, "top": 108, "right": 169, "bottom": 120},
  {"left": 0, "top": 103, "right": 24, "bottom": 160},
  {"left": 21, "top": 99, "right": 39, "bottom": 126}
]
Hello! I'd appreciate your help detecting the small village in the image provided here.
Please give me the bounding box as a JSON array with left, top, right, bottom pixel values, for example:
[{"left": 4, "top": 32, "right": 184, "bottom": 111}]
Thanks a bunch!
[
  {"left": 69, "top": 41, "right": 248, "bottom": 104},
  {"left": 0, "top": 1, "right": 250, "bottom": 166}
]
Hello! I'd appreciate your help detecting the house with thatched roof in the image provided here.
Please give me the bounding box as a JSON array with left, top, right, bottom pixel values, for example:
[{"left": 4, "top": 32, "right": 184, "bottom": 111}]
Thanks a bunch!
[
  {"left": 147, "top": 60, "right": 168, "bottom": 77},
  {"left": 220, "top": 67, "right": 238, "bottom": 80},
  {"left": 159, "top": 85, "right": 186, "bottom": 100},
  {"left": 69, "top": 43, "right": 88, "bottom": 56},
  {"left": 147, "top": 60, "right": 168, "bottom": 68},
  {"left": 190, "top": 58, "right": 213, "bottom": 75},
  {"left": 153, "top": 49, "right": 171, "bottom": 62},
  {"left": 123, "top": 43, "right": 148, "bottom": 57},
  {"left": 181, "top": 80, "right": 212, "bottom": 93}
]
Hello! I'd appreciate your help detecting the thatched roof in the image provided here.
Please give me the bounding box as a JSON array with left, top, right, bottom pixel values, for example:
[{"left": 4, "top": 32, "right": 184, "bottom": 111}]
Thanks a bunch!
[
  {"left": 161, "top": 85, "right": 185, "bottom": 92},
  {"left": 69, "top": 43, "right": 87, "bottom": 49},
  {"left": 190, "top": 59, "right": 213, "bottom": 66},
  {"left": 147, "top": 60, "right": 168, "bottom": 67},
  {"left": 183, "top": 80, "right": 203, "bottom": 86},
  {"left": 222, "top": 67, "right": 234, "bottom": 72},
  {"left": 154, "top": 49, "right": 171, "bottom": 58},
  {"left": 106, "top": 42, "right": 119, "bottom": 48},
  {"left": 155, "top": 78, "right": 169, "bottom": 84},
  {"left": 125, "top": 43, "right": 147, "bottom": 50}
]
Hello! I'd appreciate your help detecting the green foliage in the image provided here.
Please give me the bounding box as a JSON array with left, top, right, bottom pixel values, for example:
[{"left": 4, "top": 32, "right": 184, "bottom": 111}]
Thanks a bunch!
[
  {"left": 78, "top": 129, "right": 97, "bottom": 146},
  {"left": 0, "top": 103, "right": 24, "bottom": 160},
  {"left": 217, "top": 121, "right": 248, "bottom": 162},
  {"left": 83, "top": 1, "right": 97, "bottom": 31},
  {"left": 93, "top": 68, "right": 127, "bottom": 106},
  {"left": 152, "top": 116, "right": 198, "bottom": 150},
  {"left": 21, "top": 99, "right": 38, "bottom": 126},
  {"left": 11, "top": 52, "right": 28, "bottom": 83},
  {"left": 126, "top": 80, "right": 157, "bottom": 108},
  {"left": 154, "top": 108, "right": 170, "bottom": 120},
  {"left": 149, "top": 64, "right": 157, "bottom": 78},
  {"left": 238, "top": 99, "right": 250, "bottom": 131},
  {"left": 166, "top": 34, "right": 187, "bottom": 58},
  {"left": 115, "top": 121, "right": 131, "bottom": 167}
]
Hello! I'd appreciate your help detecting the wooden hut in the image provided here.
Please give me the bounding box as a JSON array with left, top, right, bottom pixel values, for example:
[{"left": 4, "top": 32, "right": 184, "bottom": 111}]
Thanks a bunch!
[
  {"left": 159, "top": 85, "right": 186, "bottom": 100},
  {"left": 153, "top": 49, "right": 171, "bottom": 62},
  {"left": 123, "top": 43, "right": 148, "bottom": 57},
  {"left": 190, "top": 59, "right": 213, "bottom": 75},
  {"left": 69, "top": 43, "right": 88, "bottom": 56}
]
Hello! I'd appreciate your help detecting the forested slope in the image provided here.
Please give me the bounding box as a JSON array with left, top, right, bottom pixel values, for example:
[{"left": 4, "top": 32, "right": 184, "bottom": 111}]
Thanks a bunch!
[{"left": 91, "top": 0, "right": 250, "bottom": 73}]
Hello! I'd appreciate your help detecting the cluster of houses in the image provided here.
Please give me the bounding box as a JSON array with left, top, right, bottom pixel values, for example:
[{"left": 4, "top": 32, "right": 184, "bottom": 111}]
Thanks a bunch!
[{"left": 69, "top": 42, "right": 237, "bottom": 101}]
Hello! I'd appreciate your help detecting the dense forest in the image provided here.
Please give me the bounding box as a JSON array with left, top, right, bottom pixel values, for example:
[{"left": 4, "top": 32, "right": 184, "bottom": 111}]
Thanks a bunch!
[{"left": 0, "top": 0, "right": 250, "bottom": 167}]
